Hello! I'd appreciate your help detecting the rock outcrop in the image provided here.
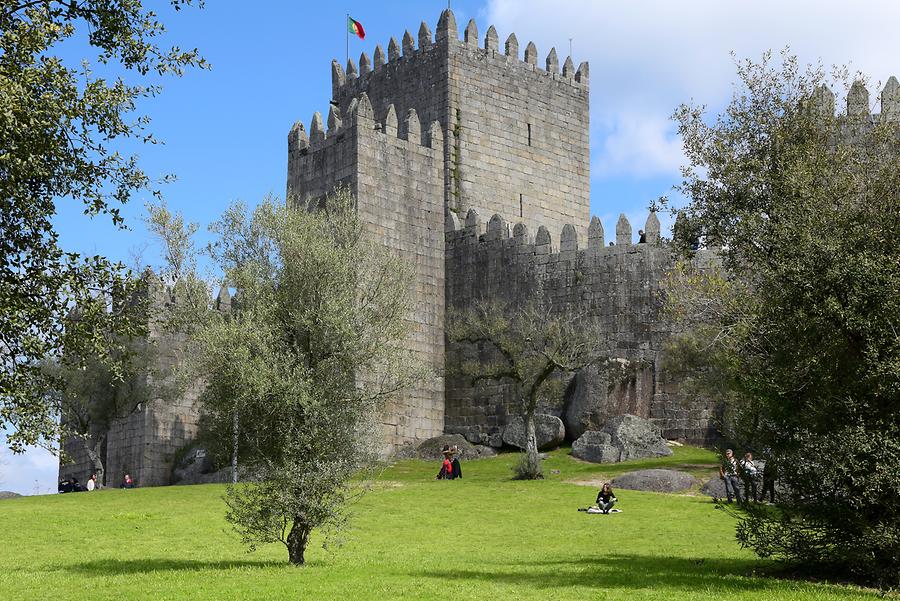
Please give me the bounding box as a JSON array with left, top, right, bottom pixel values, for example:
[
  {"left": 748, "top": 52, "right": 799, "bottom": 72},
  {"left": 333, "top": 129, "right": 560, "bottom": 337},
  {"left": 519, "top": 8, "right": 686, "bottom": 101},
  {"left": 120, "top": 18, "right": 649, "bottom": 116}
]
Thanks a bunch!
[
  {"left": 611, "top": 469, "right": 698, "bottom": 493},
  {"left": 501, "top": 414, "right": 565, "bottom": 451},
  {"left": 571, "top": 414, "right": 672, "bottom": 463},
  {"left": 413, "top": 434, "right": 497, "bottom": 460}
]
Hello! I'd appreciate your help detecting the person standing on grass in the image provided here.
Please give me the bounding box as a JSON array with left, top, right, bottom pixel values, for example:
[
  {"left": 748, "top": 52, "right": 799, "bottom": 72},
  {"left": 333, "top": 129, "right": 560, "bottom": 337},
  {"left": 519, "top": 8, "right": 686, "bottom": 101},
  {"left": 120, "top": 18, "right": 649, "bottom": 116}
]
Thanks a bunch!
[
  {"left": 86, "top": 474, "right": 96, "bottom": 491},
  {"left": 759, "top": 450, "right": 778, "bottom": 504},
  {"left": 719, "top": 449, "right": 744, "bottom": 503},
  {"left": 596, "top": 483, "right": 617, "bottom": 514},
  {"left": 739, "top": 452, "right": 759, "bottom": 502}
]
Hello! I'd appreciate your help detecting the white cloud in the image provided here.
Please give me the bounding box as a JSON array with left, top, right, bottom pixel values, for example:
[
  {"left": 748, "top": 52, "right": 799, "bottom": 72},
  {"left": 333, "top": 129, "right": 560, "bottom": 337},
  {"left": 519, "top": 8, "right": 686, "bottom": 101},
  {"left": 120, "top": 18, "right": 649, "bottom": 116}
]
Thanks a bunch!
[
  {"left": 0, "top": 443, "right": 58, "bottom": 496},
  {"left": 484, "top": 0, "right": 900, "bottom": 178}
]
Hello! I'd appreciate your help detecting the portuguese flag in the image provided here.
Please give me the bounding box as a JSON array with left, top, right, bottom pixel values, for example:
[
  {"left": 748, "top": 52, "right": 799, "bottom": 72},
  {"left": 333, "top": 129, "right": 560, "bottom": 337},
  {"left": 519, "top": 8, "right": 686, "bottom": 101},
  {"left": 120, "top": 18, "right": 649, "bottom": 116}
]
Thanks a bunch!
[{"left": 348, "top": 16, "right": 365, "bottom": 40}]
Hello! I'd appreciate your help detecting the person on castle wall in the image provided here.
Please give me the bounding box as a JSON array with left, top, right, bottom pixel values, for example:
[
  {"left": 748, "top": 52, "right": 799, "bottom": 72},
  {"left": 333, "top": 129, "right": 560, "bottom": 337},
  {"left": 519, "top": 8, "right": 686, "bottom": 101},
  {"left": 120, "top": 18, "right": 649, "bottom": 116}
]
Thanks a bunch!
[
  {"left": 739, "top": 452, "right": 760, "bottom": 502},
  {"left": 450, "top": 446, "right": 462, "bottom": 480},
  {"left": 121, "top": 473, "right": 136, "bottom": 489},
  {"left": 436, "top": 447, "right": 452, "bottom": 480},
  {"left": 608, "top": 241, "right": 615, "bottom": 247},
  {"left": 719, "top": 448, "right": 744, "bottom": 503},
  {"left": 638, "top": 229, "right": 646, "bottom": 243},
  {"left": 86, "top": 474, "right": 96, "bottom": 491}
]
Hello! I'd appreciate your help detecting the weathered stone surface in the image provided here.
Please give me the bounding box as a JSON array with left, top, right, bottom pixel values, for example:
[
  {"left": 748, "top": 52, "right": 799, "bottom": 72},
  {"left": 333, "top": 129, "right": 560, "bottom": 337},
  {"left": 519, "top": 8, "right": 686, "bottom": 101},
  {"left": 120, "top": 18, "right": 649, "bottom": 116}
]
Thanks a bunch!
[
  {"left": 700, "top": 477, "right": 728, "bottom": 498},
  {"left": 502, "top": 414, "right": 565, "bottom": 451},
  {"left": 571, "top": 414, "right": 672, "bottom": 463},
  {"left": 171, "top": 446, "right": 228, "bottom": 485},
  {"left": 571, "top": 431, "right": 620, "bottom": 463},
  {"left": 0, "top": 491, "right": 22, "bottom": 500},
  {"left": 563, "top": 362, "right": 654, "bottom": 441},
  {"left": 413, "top": 434, "right": 496, "bottom": 460},
  {"left": 612, "top": 469, "right": 698, "bottom": 493}
]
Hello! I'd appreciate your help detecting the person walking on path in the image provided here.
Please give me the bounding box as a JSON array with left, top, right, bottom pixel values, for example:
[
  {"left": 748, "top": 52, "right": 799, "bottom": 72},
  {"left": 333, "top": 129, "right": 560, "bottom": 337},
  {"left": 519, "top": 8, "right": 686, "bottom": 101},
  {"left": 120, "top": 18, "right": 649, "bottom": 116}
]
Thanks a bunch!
[{"left": 719, "top": 449, "right": 744, "bottom": 503}]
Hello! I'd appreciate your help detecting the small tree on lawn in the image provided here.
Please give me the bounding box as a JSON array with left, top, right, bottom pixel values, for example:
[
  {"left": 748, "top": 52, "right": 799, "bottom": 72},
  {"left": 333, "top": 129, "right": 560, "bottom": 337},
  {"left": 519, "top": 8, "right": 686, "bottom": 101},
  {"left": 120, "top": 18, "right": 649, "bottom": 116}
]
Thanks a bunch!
[
  {"left": 448, "top": 300, "right": 615, "bottom": 479},
  {"left": 185, "top": 188, "right": 422, "bottom": 565}
]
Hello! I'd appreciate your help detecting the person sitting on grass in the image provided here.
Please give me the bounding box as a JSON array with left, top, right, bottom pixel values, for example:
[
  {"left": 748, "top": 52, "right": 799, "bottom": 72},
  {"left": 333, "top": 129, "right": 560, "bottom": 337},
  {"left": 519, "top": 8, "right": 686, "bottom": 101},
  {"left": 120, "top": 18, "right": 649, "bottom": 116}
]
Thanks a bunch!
[
  {"left": 449, "top": 446, "right": 462, "bottom": 480},
  {"left": 121, "top": 474, "right": 136, "bottom": 489},
  {"left": 596, "top": 483, "right": 617, "bottom": 514},
  {"left": 435, "top": 447, "right": 452, "bottom": 480}
]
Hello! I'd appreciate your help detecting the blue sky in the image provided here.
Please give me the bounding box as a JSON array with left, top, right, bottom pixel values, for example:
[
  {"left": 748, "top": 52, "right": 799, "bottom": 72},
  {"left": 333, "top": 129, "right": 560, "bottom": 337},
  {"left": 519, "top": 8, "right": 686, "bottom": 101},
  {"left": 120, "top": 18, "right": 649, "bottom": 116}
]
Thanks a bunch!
[{"left": 6, "top": 0, "right": 900, "bottom": 495}]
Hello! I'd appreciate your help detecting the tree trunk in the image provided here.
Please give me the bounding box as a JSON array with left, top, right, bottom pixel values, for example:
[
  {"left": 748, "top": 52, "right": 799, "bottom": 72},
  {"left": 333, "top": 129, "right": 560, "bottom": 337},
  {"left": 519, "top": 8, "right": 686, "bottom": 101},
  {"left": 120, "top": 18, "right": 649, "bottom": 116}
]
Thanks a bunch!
[
  {"left": 286, "top": 519, "right": 310, "bottom": 565},
  {"left": 83, "top": 435, "right": 105, "bottom": 489},
  {"left": 524, "top": 411, "right": 542, "bottom": 477},
  {"left": 231, "top": 409, "right": 239, "bottom": 484}
]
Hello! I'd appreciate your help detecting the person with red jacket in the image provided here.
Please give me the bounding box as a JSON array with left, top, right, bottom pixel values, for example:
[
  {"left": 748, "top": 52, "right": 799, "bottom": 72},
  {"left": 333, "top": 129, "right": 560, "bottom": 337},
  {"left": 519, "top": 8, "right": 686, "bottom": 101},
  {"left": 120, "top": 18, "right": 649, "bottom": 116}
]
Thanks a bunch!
[{"left": 436, "top": 447, "right": 452, "bottom": 480}]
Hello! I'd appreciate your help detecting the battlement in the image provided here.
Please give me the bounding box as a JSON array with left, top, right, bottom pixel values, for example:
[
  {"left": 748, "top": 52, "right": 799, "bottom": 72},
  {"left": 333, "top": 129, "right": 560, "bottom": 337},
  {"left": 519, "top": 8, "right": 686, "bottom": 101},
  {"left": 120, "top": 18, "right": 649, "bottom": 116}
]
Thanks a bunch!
[
  {"left": 287, "top": 93, "right": 442, "bottom": 156},
  {"left": 810, "top": 77, "right": 900, "bottom": 121},
  {"left": 445, "top": 207, "right": 663, "bottom": 255},
  {"left": 287, "top": 92, "right": 443, "bottom": 209},
  {"left": 330, "top": 9, "right": 588, "bottom": 102}
]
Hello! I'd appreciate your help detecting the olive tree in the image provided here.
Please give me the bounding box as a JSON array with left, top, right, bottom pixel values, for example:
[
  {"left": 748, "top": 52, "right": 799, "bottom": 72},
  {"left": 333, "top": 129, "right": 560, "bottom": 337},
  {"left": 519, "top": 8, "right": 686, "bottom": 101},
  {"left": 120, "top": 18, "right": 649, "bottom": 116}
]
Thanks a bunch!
[
  {"left": 448, "top": 300, "right": 615, "bottom": 479},
  {"left": 184, "top": 188, "right": 423, "bottom": 565}
]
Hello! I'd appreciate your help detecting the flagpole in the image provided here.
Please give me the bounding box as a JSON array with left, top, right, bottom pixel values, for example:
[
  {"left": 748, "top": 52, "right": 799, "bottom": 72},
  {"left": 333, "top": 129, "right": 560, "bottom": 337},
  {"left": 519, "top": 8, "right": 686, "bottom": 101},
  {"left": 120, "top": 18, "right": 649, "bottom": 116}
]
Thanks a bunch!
[{"left": 346, "top": 13, "right": 349, "bottom": 66}]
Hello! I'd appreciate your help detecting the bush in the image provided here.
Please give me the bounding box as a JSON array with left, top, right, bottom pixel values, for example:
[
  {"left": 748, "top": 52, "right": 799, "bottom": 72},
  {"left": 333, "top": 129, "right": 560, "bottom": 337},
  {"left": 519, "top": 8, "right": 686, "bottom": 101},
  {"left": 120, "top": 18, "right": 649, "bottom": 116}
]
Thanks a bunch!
[{"left": 513, "top": 452, "right": 544, "bottom": 480}]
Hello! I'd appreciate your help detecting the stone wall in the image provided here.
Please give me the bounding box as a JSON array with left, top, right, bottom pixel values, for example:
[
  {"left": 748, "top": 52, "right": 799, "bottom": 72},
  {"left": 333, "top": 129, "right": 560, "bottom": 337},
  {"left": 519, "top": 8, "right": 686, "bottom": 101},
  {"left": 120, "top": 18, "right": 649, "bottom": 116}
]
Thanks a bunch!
[
  {"left": 448, "top": 19, "right": 591, "bottom": 240},
  {"left": 327, "top": 10, "right": 590, "bottom": 241},
  {"left": 287, "top": 94, "right": 446, "bottom": 449},
  {"left": 444, "top": 208, "right": 720, "bottom": 445},
  {"left": 58, "top": 287, "right": 202, "bottom": 488}
]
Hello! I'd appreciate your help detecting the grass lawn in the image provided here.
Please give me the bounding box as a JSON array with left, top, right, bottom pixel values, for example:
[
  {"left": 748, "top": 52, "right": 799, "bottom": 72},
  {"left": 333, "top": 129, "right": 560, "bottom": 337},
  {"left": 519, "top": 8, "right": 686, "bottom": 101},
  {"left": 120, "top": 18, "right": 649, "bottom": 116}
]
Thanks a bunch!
[{"left": 0, "top": 446, "right": 887, "bottom": 600}]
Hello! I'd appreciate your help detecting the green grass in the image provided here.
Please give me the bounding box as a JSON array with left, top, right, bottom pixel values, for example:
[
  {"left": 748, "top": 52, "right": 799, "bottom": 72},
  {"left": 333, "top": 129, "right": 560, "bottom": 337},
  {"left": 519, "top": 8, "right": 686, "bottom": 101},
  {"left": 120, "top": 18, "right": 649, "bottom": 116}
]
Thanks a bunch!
[{"left": 0, "top": 446, "right": 887, "bottom": 600}]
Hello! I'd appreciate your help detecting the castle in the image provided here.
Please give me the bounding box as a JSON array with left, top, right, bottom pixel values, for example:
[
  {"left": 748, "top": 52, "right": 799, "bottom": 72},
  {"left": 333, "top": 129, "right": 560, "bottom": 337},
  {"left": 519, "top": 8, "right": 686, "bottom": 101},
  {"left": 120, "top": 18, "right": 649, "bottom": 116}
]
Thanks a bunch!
[
  {"left": 60, "top": 9, "right": 897, "bottom": 486},
  {"left": 283, "top": 9, "right": 715, "bottom": 452}
]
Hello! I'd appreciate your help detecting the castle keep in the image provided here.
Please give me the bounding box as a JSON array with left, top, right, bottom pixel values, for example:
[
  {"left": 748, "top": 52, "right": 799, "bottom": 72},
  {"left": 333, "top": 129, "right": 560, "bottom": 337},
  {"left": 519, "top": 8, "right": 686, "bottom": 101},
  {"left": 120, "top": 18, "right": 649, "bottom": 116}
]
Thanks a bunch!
[
  {"left": 284, "top": 9, "right": 712, "bottom": 450},
  {"left": 62, "top": 10, "right": 900, "bottom": 486}
]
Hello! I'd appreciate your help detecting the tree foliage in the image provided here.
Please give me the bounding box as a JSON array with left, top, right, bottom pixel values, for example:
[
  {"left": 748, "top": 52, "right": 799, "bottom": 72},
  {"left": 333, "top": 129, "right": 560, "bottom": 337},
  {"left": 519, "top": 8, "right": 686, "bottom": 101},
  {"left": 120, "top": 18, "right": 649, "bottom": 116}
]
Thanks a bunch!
[
  {"left": 182, "top": 188, "right": 422, "bottom": 565},
  {"left": 448, "top": 300, "right": 615, "bottom": 479},
  {"left": 662, "top": 51, "right": 900, "bottom": 586},
  {"left": 44, "top": 284, "right": 158, "bottom": 487},
  {"left": 0, "top": 0, "right": 206, "bottom": 451}
]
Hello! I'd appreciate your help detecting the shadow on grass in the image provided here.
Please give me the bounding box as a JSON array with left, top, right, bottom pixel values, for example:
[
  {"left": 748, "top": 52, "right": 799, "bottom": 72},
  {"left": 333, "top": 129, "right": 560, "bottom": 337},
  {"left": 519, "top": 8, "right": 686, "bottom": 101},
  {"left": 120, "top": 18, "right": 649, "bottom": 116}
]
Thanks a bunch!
[
  {"left": 415, "top": 554, "right": 861, "bottom": 595},
  {"left": 66, "top": 558, "right": 285, "bottom": 575}
]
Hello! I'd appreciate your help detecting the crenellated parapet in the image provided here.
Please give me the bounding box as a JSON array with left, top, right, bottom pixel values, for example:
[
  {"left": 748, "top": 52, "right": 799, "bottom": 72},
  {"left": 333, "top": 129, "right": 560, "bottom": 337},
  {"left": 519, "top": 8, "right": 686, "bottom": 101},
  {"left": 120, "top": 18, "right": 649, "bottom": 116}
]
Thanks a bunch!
[
  {"left": 288, "top": 93, "right": 442, "bottom": 155},
  {"left": 446, "top": 207, "right": 666, "bottom": 255},
  {"left": 328, "top": 9, "right": 588, "bottom": 103},
  {"left": 287, "top": 92, "right": 443, "bottom": 209},
  {"left": 810, "top": 77, "right": 900, "bottom": 122},
  {"left": 444, "top": 206, "right": 721, "bottom": 447}
]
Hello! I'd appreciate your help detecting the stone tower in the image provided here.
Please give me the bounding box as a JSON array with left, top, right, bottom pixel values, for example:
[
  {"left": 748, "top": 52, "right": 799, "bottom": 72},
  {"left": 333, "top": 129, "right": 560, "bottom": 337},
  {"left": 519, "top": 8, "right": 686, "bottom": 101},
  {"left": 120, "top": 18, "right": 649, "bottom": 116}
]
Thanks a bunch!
[{"left": 286, "top": 9, "right": 591, "bottom": 449}]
